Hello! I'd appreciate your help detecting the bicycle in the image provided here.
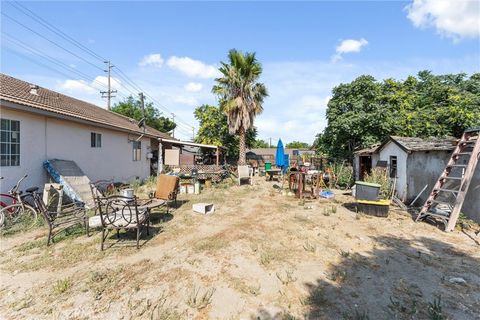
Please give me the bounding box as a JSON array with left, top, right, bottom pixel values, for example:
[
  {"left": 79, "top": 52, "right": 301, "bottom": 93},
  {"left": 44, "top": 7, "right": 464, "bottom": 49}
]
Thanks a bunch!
[{"left": 0, "top": 175, "right": 39, "bottom": 230}]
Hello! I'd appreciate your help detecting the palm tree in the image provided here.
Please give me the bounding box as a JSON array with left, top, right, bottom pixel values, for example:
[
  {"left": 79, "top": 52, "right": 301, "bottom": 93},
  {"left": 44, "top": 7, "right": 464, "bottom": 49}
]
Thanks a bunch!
[{"left": 212, "top": 49, "right": 268, "bottom": 165}]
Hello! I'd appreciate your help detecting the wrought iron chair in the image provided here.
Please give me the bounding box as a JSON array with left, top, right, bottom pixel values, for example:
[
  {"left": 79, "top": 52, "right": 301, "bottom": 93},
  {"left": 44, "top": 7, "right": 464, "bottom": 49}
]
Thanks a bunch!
[
  {"left": 97, "top": 195, "right": 150, "bottom": 250},
  {"left": 31, "top": 188, "right": 88, "bottom": 245}
]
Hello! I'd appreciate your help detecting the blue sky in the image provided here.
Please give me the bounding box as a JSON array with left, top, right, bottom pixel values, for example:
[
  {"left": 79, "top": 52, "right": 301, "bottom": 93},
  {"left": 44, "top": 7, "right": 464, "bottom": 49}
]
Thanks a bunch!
[{"left": 1, "top": 1, "right": 479, "bottom": 142}]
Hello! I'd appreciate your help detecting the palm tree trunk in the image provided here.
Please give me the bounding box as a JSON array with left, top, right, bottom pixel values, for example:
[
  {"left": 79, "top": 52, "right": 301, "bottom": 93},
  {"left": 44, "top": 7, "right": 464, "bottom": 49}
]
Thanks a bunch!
[{"left": 238, "top": 126, "right": 246, "bottom": 165}]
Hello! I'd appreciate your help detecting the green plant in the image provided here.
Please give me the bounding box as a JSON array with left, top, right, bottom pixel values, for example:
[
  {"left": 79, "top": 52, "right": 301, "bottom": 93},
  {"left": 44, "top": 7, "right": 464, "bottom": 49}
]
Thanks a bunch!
[
  {"left": 428, "top": 295, "right": 445, "bottom": 320},
  {"left": 330, "top": 163, "right": 354, "bottom": 189},
  {"left": 363, "top": 168, "right": 392, "bottom": 199},
  {"left": 53, "top": 278, "right": 72, "bottom": 294}
]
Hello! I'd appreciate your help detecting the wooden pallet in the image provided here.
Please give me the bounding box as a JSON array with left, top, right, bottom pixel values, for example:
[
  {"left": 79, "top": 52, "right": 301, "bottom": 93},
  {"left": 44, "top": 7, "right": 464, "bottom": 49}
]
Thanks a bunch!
[{"left": 416, "top": 128, "right": 480, "bottom": 232}]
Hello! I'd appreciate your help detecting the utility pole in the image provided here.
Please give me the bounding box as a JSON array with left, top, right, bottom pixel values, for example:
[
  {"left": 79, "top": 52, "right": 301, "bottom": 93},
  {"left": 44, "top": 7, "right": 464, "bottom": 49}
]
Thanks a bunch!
[
  {"left": 139, "top": 92, "right": 145, "bottom": 112},
  {"left": 269, "top": 137, "right": 272, "bottom": 148},
  {"left": 192, "top": 127, "right": 195, "bottom": 141},
  {"left": 171, "top": 113, "right": 176, "bottom": 138},
  {"left": 100, "top": 61, "right": 117, "bottom": 110}
]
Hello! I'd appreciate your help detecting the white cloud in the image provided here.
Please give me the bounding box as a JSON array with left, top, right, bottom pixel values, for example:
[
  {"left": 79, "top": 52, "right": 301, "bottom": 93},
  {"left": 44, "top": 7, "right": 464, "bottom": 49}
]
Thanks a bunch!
[
  {"left": 185, "top": 82, "right": 203, "bottom": 92},
  {"left": 167, "top": 56, "right": 219, "bottom": 79},
  {"left": 332, "top": 38, "right": 368, "bottom": 62},
  {"left": 405, "top": 0, "right": 480, "bottom": 40},
  {"left": 173, "top": 95, "right": 198, "bottom": 106},
  {"left": 57, "top": 79, "right": 96, "bottom": 94},
  {"left": 92, "top": 76, "right": 122, "bottom": 91},
  {"left": 139, "top": 53, "right": 164, "bottom": 68},
  {"left": 57, "top": 76, "right": 122, "bottom": 96}
]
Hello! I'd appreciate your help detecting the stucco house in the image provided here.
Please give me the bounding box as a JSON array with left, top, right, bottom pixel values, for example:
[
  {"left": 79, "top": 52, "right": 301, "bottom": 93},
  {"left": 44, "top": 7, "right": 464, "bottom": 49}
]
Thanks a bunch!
[
  {"left": 353, "top": 136, "right": 480, "bottom": 222},
  {"left": 0, "top": 74, "right": 174, "bottom": 194}
]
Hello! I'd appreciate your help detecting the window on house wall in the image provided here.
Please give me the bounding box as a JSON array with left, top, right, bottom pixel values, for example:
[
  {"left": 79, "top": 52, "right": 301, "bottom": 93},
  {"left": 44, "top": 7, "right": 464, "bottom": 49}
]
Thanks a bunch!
[
  {"left": 389, "top": 156, "right": 397, "bottom": 178},
  {"left": 91, "top": 132, "right": 102, "bottom": 148},
  {"left": 133, "top": 141, "right": 141, "bottom": 161},
  {"left": 1, "top": 119, "right": 20, "bottom": 167}
]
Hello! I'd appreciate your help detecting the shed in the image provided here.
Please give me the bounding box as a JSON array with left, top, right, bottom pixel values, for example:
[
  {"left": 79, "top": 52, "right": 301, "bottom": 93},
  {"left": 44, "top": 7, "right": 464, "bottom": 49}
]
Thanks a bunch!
[{"left": 354, "top": 136, "right": 480, "bottom": 222}]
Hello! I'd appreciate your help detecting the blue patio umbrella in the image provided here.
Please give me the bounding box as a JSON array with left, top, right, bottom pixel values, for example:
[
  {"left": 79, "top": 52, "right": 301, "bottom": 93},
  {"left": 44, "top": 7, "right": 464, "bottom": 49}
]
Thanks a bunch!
[{"left": 275, "top": 139, "right": 285, "bottom": 170}]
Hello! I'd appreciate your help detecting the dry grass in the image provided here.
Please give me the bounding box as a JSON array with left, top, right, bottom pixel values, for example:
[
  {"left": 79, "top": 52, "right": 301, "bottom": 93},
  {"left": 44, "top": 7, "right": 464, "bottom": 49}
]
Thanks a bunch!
[{"left": 0, "top": 177, "right": 478, "bottom": 319}]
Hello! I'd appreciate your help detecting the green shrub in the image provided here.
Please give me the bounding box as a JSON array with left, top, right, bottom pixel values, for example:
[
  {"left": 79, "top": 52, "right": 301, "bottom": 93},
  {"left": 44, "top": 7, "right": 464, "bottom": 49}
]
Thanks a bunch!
[{"left": 363, "top": 168, "right": 391, "bottom": 199}]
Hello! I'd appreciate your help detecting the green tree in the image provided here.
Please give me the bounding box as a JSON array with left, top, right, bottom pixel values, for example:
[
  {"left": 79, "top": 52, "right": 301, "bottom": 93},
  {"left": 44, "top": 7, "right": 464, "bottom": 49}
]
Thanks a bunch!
[
  {"left": 212, "top": 49, "right": 268, "bottom": 165},
  {"left": 252, "top": 139, "right": 269, "bottom": 148},
  {"left": 112, "top": 96, "right": 176, "bottom": 133},
  {"left": 286, "top": 141, "right": 310, "bottom": 149},
  {"left": 318, "top": 71, "right": 480, "bottom": 162},
  {"left": 194, "top": 104, "right": 257, "bottom": 161}
]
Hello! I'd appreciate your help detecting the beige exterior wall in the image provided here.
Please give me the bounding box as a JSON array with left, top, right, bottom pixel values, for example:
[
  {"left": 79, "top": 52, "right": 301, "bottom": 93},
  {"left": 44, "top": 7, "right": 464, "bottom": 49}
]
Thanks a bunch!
[{"left": 0, "top": 106, "right": 152, "bottom": 194}]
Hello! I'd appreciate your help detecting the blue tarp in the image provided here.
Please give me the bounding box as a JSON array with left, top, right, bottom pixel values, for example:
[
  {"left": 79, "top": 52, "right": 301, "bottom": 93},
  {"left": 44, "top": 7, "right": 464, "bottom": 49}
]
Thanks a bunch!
[{"left": 275, "top": 139, "right": 285, "bottom": 170}]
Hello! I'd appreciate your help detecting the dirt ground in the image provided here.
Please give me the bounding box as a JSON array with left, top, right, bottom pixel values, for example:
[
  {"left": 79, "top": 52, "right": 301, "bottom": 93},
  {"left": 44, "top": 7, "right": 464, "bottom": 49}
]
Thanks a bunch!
[{"left": 1, "top": 177, "right": 479, "bottom": 320}]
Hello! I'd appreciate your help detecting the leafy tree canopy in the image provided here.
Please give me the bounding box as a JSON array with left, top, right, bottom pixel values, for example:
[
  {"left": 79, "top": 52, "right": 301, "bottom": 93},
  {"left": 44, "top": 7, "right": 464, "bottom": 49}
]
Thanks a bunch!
[
  {"left": 318, "top": 71, "right": 480, "bottom": 161},
  {"left": 252, "top": 139, "right": 270, "bottom": 148},
  {"left": 112, "top": 96, "right": 176, "bottom": 133},
  {"left": 286, "top": 141, "right": 311, "bottom": 149},
  {"left": 194, "top": 104, "right": 257, "bottom": 161}
]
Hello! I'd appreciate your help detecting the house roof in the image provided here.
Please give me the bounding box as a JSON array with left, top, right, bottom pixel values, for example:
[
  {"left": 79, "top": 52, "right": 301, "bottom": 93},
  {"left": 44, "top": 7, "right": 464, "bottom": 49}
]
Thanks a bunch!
[
  {"left": 0, "top": 74, "right": 171, "bottom": 139},
  {"left": 378, "top": 136, "right": 456, "bottom": 153}
]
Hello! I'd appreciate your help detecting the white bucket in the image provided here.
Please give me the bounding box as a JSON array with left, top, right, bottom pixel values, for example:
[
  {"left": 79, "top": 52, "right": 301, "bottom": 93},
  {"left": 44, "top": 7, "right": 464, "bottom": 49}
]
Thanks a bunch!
[{"left": 121, "top": 188, "right": 134, "bottom": 199}]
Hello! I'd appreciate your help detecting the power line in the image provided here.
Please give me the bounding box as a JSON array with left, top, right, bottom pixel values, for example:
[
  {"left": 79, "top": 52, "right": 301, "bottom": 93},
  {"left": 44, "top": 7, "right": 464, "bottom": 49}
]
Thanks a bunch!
[
  {"left": 2, "top": 32, "right": 108, "bottom": 91},
  {"left": 1, "top": 12, "right": 104, "bottom": 72},
  {"left": 7, "top": 1, "right": 106, "bottom": 62},
  {"left": 3, "top": 6, "right": 196, "bottom": 130}
]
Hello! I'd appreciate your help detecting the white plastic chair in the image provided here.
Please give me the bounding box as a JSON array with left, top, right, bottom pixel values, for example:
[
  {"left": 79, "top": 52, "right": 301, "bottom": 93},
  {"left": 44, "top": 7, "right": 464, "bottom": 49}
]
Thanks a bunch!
[{"left": 237, "top": 165, "right": 253, "bottom": 185}]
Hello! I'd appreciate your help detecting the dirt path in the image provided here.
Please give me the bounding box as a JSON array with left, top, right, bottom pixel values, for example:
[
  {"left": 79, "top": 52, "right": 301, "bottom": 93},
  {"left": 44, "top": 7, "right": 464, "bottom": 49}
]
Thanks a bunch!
[{"left": 1, "top": 177, "right": 479, "bottom": 319}]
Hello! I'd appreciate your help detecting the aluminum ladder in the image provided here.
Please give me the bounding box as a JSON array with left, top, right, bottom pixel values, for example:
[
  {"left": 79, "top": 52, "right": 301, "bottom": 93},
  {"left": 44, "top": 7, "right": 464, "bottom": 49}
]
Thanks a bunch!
[{"left": 416, "top": 128, "right": 480, "bottom": 231}]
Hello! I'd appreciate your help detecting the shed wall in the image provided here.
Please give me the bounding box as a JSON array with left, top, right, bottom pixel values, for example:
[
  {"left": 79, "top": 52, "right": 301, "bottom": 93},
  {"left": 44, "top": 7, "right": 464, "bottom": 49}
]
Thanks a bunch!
[{"left": 378, "top": 142, "right": 408, "bottom": 200}]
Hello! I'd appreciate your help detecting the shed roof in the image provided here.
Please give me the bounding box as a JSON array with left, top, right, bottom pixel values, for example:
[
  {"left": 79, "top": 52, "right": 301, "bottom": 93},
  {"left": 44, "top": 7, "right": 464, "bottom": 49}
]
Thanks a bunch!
[
  {"left": 379, "top": 136, "right": 456, "bottom": 153},
  {"left": 0, "top": 74, "right": 171, "bottom": 139},
  {"left": 353, "top": 144, "right": 380, "bottom": 155}
]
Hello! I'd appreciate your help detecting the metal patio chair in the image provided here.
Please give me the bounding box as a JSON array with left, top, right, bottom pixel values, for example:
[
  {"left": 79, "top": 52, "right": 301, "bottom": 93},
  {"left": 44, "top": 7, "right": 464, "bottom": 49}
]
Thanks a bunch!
[
  {"left": 31, "top": 188, "right": 88, "bottom": 245},
  {"left": 97, "top": 195, "right": 149, "bottom": 250}
]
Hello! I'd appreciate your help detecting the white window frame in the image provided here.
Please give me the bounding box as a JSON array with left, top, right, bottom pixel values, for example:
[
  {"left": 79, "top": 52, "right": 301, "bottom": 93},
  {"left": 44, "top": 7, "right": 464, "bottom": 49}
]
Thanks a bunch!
[
  {"left": 133, "top": 141, "right": 141, "bottom": 161},
  {"left": 1, "top": 118, "right": 20, "bottom": 167}
]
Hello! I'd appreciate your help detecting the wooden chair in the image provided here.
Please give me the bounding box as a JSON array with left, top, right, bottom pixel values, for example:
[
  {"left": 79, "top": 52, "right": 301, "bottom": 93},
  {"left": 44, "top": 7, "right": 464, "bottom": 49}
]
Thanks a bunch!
[
  {"left": 237, "top": 165, "right": 253, "bottom": 185},
  {"left": 150, "top": 174, "right": 180, "bottom": 212},
  {"left": 31, "top": 188, "right": 88, "bottom": 245},
  {"left": 97, "top": 195, "right": 149, "bottom": 250}
]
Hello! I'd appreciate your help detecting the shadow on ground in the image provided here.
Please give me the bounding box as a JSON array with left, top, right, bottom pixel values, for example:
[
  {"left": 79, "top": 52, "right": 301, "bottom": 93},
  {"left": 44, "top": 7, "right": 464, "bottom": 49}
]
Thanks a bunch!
[{"left": 252, "top": 235, "right": 479, "bottom": 319}]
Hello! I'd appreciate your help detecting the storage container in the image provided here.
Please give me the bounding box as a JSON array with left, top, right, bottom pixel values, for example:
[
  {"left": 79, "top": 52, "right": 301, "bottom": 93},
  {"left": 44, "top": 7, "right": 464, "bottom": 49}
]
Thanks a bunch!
[
  {"left": 355, "top": 181, "right": 381, "bottom": 201},
  {"left": 356, "top": 199, "right": 390, "bottom": 217}
]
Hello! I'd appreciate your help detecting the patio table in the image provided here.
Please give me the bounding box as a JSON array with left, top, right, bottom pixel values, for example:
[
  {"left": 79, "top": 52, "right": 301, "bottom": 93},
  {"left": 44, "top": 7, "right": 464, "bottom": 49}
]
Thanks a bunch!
[{"left": 266, "top": 168, "right": 282, "bottom": 181}]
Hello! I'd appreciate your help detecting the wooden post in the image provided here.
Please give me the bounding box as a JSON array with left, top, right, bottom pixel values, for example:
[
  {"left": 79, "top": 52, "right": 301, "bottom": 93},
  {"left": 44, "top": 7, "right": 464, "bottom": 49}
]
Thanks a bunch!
[
  {"left": 216, "top": 147, "right": 219, "bottom": 166},
  {"left": 158, "top": 140, "right": 163, "bottom": 174}
]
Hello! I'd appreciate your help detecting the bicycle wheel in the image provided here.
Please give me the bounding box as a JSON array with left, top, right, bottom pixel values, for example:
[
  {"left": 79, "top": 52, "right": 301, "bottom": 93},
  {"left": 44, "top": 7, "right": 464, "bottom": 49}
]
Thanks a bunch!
[{"left": 0, "top": 204, "right": 38, "bottom": 231}]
